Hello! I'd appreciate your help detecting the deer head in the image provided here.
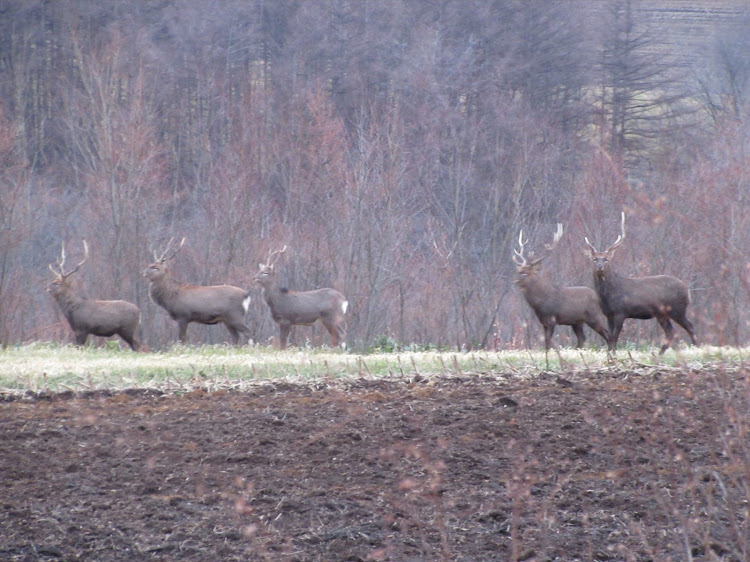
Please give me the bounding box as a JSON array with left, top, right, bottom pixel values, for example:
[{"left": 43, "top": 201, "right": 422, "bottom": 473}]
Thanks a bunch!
[
  {"left": 255, "top": 245, "right": 287, "bottom": 288},
  {"left": 584, "top": 212, "right": 626, "bottom": 278},
  {"left": 143, "top": 237, "right": 186, "bottom": 283}
]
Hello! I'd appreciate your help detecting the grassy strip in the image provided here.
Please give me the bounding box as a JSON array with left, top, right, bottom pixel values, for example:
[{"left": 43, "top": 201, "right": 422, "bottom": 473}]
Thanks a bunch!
[{"left": 0, "top": 342, "right": 746, "bottom": 395}]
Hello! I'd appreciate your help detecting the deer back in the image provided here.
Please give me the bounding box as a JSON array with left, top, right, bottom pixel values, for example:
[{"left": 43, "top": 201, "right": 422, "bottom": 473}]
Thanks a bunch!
[
  {"left": 70, "top": 298, "right": 141, "bottom": 334},
  {"left": 171, "top": 283, "right": 251, "bottom": 319},
  {"left": 599, "top": 271, "right": 689, "bottom": 317},
  {"left": 145, "top": 261, "right": 249, "bottom": 321}
]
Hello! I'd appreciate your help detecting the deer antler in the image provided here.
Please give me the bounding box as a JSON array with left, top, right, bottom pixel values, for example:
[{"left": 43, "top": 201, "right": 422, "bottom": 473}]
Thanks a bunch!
[
  {"left": 514, "top": 224, "right": 563, "bottom": 267},
  {"left": 585, "top": 212, "right": 626, "bottom": 254},
  {"left": 154, "top": 237, "right": 186, "bottom": 263},
  {"left": 49, "top": 240, "right": 89, "bottom": 278},
  {"left": 605, "top": 211, "right": 626, "bottom": 253},
  {"left": 544, "top": 223, "right": 564, "bottom": 252},
  {"left": 583, "top": 236, "right": 598, "bottom": 253},
  {"left": 512, "top": 230, "right": 529, "bottom": 267},
  {"left": 265, "top": 245, "right": 287, "bottom": 268}
]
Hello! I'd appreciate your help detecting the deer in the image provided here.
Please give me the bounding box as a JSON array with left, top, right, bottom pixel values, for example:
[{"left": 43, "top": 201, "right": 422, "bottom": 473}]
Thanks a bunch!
[
  {"left": 143, "top": 237, "right": 252, "bottom": 345},
  {"left": 513, "top": 224, "right": 610, "bottom": 350},
  {"left": 47, "top": 241, "right": 142, "bottom": 350},
  {"left": 254, "top": 246, "right": 348, "bottom": 350},
  {"left": 584, "top": 212, "right": 698, "bottom": 354}
]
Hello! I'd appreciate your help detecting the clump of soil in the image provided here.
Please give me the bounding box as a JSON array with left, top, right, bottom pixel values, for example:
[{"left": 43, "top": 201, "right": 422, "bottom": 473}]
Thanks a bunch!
[{"left": 1, "top": 368, "right": 748, "bottom": 560}]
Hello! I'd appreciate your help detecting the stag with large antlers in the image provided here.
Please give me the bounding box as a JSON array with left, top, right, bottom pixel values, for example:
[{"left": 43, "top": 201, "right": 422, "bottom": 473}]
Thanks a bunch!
[
  {"left": 47, "top": 241, "right": 142, "bottom": 350},
  {"left": 143, "top": 238, "right": 252, "bottom": 345},
  {"left": 255, "top": 246, "right": 348, "bottom": 349},
  {"left": 514, "top": 224, "right": 610, "bottom": 350},
  {"left": 584, "top": 212, "right": 697, "bottom": 354}
]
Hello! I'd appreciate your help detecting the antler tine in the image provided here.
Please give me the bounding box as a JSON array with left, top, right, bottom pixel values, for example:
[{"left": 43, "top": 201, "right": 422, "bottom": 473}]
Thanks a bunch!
[
  {"left": 155, "top": 237, "right": 174, "bottom": 262},
  {"left": 55, "top": 240, "right": 89, "bottom": 278},
  {"left": 68, "top": 240, "right": 89, "bottom": 276},
  {"left": 266, "top": 245, "right": 287, "bottom": 267},
  {"left": 584, "top": 236, "right": 599, "bottom": 253},
  {"left": 157, "top": 237, "right": 186, "bottom": 263},
  {"left": 58, "top": 241, "right": 67, "bottom": 271},
  {"left": 605, "top": 212, "right": 626, "bottom": 253},
  {"left": 52, "top": 241, "right": 68, "bottom": 276},
  {"left": 48, "top": 241, "right": 64, "bottom": 277},
  {"left": 544, "top": 223, "right": 564, "bottom": 251},
  {"left": 512, "top": 230, "right": 528, "bottom": 266}
]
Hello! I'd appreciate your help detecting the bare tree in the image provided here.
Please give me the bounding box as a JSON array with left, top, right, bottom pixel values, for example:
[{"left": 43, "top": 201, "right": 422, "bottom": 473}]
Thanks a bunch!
[{"left": 596, "top": 0, "right": 694, "bottom": 169}]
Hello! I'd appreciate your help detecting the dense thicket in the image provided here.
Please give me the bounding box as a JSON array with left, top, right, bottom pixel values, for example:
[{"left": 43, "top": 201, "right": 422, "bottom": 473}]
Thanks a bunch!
[{"left": 0, "top": 0, "right": 748, "bottom": 350}]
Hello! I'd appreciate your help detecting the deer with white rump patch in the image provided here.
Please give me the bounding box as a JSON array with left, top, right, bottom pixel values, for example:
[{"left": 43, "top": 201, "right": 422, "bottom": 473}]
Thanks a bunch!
[
  {"left": 513, "top": 224, "right": 610, "bottom": 350},
  {"left": 143, "top": 238, "right": 252, "bottom": 345},
  {"left": 47, "top": 241, "right": 142, "bottom": 350},
  {"left": 584, "top": 212, "right": 697, "bottom": 354},
  {"left": 255, "top": 246, "right": 348, "bottom": 349}
]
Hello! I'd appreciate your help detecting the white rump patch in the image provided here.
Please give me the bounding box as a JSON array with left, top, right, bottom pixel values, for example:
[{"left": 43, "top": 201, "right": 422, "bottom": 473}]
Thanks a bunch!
[
  {"left": 242, "top": 295, "right": 252, "bottom": 313},
  {"left": 342, "top": 300, "right": 349, "bottom": 315}
]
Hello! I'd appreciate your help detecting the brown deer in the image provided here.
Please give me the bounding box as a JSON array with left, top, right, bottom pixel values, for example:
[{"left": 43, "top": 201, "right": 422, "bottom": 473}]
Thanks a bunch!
[
  {"left": 513, "top": 224, "right": 610, "bottom": 350},
  {"left": 254, "top": 246, "right": 348, "bottom": 350},
  {"left": 47, "top": 241, "right": 141, "bottom": 350},
  {"left": 143, "top": 238, "right": 252, "bottom": 345},
  {"left": 584, "top": 212, "right": 698, "bottom": 354}
]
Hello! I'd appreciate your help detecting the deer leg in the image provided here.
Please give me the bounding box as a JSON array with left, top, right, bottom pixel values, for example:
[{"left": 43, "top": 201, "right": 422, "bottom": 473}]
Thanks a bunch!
[
  {"left": 323, "top": 319, "right": 343, "bottom": 348},
  {"left": 543, "top": 324, "right": 556, "bottom": 350},
  {"left": 279, "top": 323, "right": 291, "bottom": 350},
  {"left": 672, "top": 312, "right": 698, "bottom": 345},
  {"left": 237, "top": 323, "right": 252, "bottom": 345},
  {"left": 572, "top": 324, "right": 586, "bottom": 349},
  {"left": 608, "top": 316, "right": 623, "bottom": 352},
  {"left": 120, "top": 332, "right": 140, "bottom": 351},
  {"left": 587, "top": 319, "right": 610, "bottom": 347},
  {"left": 656, "top": 316, "right": 675, "bottom": 354},
  {"left": 74, "top": 331, "right": 89, "bottom": 347},
  {"left": 335, "top": 324, "right": 346, "bottom": 349},
  {"left": 177, "top": 320, "right": 189, "bottom": 343},
  {"left": 119, "top": 325, "right": 140, "bottom": 351},
  {"left": 226, "top": 325, "right": 240, "bottom": 345}
]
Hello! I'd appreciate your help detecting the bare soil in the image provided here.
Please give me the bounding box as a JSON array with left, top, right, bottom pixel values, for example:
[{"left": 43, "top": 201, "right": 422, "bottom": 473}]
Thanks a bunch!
[{"left": 1, "top": 367, "right": 748, "bottom": 561}]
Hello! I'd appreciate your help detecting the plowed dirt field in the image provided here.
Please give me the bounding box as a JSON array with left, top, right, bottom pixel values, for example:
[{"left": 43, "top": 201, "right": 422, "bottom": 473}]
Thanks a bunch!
[{"left": 2, "top": 368, "right": 748, "bottom": 560}]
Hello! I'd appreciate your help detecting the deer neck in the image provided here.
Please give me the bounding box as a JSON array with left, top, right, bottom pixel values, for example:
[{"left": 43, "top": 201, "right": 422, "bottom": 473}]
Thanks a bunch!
[
  {"left": 53, "top": 290, "right": 86, "bottom": 318},
  {"left": 593, "top": 265, "right": 622, "bottom": 304},
  {"left": 519, "top": 274, "right": 557, "bottom": 304},
  {"left": 149, "top": 275, "right": 182, "bottom": 307},
  {"left": 261, "top": 282, "right": 288, "bottom": 309}
]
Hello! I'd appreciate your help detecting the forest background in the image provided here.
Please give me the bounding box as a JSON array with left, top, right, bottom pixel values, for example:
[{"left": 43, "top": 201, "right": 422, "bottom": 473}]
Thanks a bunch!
[{"left": 0, "top": 0, "right": 749, "bottom": 351}]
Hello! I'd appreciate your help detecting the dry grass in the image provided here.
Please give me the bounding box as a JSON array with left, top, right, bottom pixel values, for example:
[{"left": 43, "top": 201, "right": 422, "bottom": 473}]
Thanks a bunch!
[{"left": 0, "top": 342, "right": 745, "bottom": 396}]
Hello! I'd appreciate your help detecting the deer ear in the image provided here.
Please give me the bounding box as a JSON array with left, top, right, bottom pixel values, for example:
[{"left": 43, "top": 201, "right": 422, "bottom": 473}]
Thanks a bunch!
[{"left": 258, "top": 263, "right": 264, "bottom": 270}]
